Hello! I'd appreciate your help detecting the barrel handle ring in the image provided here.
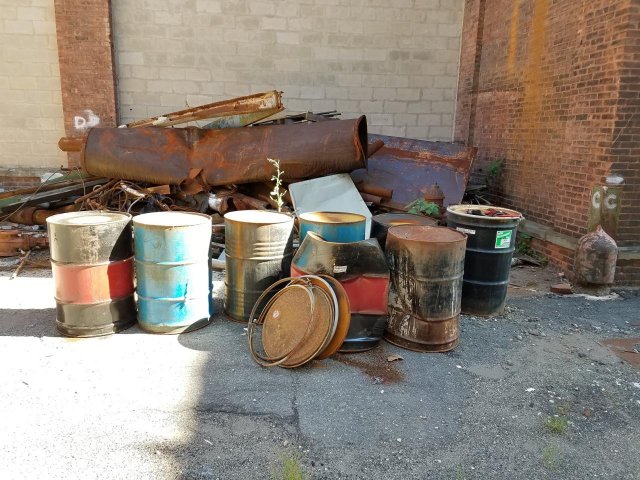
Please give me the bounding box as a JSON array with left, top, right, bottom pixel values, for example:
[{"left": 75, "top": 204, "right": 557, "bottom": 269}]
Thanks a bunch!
[{"left": 247, "top": 276, "right": 318, "bottom": 367}]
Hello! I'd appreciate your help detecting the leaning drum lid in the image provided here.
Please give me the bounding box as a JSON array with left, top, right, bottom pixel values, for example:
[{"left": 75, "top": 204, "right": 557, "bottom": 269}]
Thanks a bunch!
[
  {"left": 313, "top": 275, "right": 351, "bottom": 360},
  {"left": 262, "top": 279, "right": 337, "bottom": 368}
]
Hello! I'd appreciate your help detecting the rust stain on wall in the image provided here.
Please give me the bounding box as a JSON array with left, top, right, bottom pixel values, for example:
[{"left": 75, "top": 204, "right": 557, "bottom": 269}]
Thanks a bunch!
[
  {"left": 508, "top": 0, "right": 520, "bottom": 75},
  {"left": 518, "top": 0, "right": 549, "bottom": 187}
]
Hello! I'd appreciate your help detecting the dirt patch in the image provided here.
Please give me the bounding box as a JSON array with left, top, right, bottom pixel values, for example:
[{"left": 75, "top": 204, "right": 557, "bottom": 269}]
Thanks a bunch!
[
  {"left": 508, "top": 264, "right": 563, "bottom": 298},
  {"left": 332, "top": 347, "right": 405, "bottom": 384}
]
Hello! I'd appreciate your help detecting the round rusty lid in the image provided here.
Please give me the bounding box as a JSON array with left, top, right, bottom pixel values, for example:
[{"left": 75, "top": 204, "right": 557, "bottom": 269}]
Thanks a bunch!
[
  {"left": 314, "top": 275, "right": 351, "bottom": 360},
  {"left": 280, "top": 284, "right": 335, "bottom": 368},
  {"left": 387, "top": 225, "right": 466, "bottom": 244},
  {"left": 262, "top": 285, "right": 314, "bottom": 362}
]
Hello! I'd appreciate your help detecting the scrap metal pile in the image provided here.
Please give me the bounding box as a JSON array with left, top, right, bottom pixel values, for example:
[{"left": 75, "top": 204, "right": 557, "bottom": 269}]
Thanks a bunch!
[
  {"left": 1, "top": 90, "right": 476, "bottom": 235},
  {"left": 1, "top": 90, "right": 502, "bottom": 368}
]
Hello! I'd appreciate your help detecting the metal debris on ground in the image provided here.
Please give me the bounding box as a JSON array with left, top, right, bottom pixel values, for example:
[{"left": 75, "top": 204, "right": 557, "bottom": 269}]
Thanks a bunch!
[
  {"left": 0, "top": 89, "right": 529, "bottom": 368},
  {"left": 0, "top": 228, "right": 48, "bottom": 257},
  {"left": 386, "top": 354, "right": 404, "bottom": 362}
]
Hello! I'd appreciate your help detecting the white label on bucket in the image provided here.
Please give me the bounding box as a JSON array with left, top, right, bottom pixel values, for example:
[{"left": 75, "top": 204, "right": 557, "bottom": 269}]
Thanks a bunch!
[
  {"left": 495, "top": 230, "right": 512, "bottom": 249},
  {"left": 333, "top": 265, "right": 348, "bottom": 274},
  {"left": 456, "top": 227, "right": 476, "bottom": 235}
]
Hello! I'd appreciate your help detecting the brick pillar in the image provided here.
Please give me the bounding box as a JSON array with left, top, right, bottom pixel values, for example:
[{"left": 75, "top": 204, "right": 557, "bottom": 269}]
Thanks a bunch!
[{"left": 54, "top": 0, "right": 118, "bottom": 167}]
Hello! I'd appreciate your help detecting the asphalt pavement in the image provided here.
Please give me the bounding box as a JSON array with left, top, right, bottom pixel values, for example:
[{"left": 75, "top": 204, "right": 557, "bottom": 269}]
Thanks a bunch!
[{"left": 0, "top": 270, "right": 639, "bottom": 479}]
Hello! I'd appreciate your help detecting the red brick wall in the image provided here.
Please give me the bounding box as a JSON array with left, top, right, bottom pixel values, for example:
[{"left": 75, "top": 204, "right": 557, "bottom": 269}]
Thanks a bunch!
[
  {"left": 456, "top": 0, "right": 640, "bottom": 285},
  {"left": 54, "top": 0, "right": 118, "bottom": 167},
  {"left": 609, "top": 2, "right": 640, "bottom": 246}
]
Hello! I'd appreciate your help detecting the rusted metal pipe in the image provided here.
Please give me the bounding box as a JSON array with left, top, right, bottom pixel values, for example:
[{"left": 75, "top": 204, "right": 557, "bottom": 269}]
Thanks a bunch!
[
  {"left": 0, "top": 230, "right": 49, "bottom": 256},
  {"left": 80, "top": 116, "right": 368, "bottom": 187},
  {"left": 6, "top": 204, "right": 77, "bottom": 225}
]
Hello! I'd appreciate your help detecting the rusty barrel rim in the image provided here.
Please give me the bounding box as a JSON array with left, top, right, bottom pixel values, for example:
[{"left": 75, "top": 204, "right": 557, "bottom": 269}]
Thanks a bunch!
[
  {"left": 224, "top": 210, "right": 293, "bottom": 225},
  {"left": 313, "top": 275, "right": 351, "bottom": 359},
  {"left": 384, "top": 330, "right": 459, "bottom": 353},
  {"left": 298, "top": 211, "right": 366, "bottom": 225},
  {"left": 387, "top": 225, "right": 467, "bottom": 244}
]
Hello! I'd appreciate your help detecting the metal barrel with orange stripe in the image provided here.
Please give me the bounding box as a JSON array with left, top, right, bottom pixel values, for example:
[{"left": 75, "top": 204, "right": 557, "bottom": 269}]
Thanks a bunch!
[{"left": 46, "top": 211, "right": 136, "bottom": 337}]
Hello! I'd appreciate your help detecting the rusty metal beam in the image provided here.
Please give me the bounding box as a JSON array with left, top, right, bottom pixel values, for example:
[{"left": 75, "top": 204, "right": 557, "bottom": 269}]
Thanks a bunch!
[{"left": 125, "top": 90, "right": 283, "bottom": 128}]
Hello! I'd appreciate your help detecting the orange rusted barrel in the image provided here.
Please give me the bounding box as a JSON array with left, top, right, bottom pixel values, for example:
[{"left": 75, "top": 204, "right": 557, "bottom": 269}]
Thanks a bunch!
[
  {"left": 47, "top": 211, "right": 136, "bottom": 337},
  {"left": 385, "top": 226, "right": 467, "bottom": 352}
]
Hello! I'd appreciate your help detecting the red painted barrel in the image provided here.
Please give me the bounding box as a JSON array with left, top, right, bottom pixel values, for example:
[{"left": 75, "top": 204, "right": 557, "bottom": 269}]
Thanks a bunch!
[
  {"left": 51, "top": 258, "right": 134, "bottom": 304},
  {"left": 47, "top": 211, "right": 136, "bottom": 337}
]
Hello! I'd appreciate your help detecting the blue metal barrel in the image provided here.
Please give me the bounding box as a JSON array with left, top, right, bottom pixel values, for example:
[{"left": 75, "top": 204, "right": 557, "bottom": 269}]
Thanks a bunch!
[
  {"left": 133, "top": 212, "right": 213, "bottom": 333},
  {"left": 298, "top": 212, "right": 366, "bottom": 243}
]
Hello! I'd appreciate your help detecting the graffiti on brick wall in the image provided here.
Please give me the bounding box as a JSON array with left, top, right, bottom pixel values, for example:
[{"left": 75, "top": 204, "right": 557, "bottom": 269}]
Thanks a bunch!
[
  {"left": 592, "top": 189, "right": 617, "bottom": 211},
  {"left": 74, "top": 110, "right": 100, "bottom": 131}
]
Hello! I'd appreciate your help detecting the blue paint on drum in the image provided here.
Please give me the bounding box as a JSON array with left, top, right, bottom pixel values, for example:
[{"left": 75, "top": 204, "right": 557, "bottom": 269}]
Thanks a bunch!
[
  {"left": 298, "top": 212, "right": 366, "bottom": 243},
  {"left": 133, "top": 212, "right": 213, "bottom": 333}
]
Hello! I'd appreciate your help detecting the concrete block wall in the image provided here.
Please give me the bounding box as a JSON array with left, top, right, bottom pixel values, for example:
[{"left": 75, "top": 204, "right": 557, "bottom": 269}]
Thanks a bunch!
[
  {"left": 0, "top": 0, "right": 67, "bottom": 171},
  {"left": 111, "top": 0, "right": 464, "bottom": 140}
]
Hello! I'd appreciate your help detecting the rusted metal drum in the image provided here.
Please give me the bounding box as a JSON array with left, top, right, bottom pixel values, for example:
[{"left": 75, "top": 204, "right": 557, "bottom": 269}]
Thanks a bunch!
[
  {"left": 47, "top": 211, "right": 135, "bottom": 337},
  {"left": 371, "top": 213, "right": 437, "bottom": 250},
  {"left": 224, "top": 210, "right": 294, "bottom": 322},
  {"left": 134, "top": 212, "right": 213, "bottom": 334},
  {"left": 385, "top": 226, "right": 466, "bottom": 352},
  {"left": 291, "top": 232, "right": 390, "bottom": 352},
  {"left": 446, "top": 205, "right": 523, "bottom": 315},
  {"left": 298, "top": 212, "right": 366, "bottom": 243}
]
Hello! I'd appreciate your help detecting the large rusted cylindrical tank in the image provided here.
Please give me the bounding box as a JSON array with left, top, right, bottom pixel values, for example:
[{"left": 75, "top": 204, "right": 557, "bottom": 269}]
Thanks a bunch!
[
  {"left": 224, "top": 210, "right": 294, "bottom": 322},
  {"left": 47, "top": 211, "right": 136, "bottom": 337},
  {"left": 385, "top": 226, "right": 466, "bottom": 352}
]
